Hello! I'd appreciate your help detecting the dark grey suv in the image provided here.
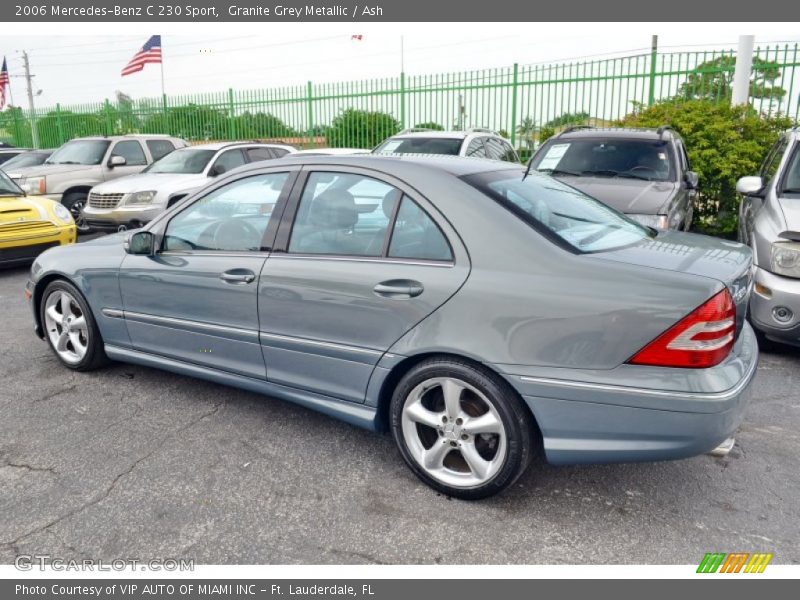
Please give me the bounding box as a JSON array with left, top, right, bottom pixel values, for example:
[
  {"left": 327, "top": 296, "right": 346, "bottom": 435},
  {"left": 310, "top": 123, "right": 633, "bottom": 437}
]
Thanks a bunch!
[{"left": 530, "top": 126, "right": 699, "bottom": 230}]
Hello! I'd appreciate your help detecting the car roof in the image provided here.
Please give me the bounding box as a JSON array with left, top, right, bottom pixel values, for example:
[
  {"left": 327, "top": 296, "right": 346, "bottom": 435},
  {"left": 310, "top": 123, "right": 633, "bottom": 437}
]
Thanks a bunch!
[
  {"left": 179, "top": 141, "right": 295, "bottom": 151},
  {"left": 555, "top": 127, "right": 678, "bottom": 141},
  {"left": 387, "top": 131, "right": 470, "bottom": 140},
  {"left": 250, "top": 153, "right": 522, "bottom": 177}
]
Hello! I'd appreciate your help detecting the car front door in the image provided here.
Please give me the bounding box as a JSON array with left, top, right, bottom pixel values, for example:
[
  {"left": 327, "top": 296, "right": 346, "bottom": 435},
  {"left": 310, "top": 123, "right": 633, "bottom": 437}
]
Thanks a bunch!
[
  {"left": 117, "top": 167, "right": 297, "bottom": 378},
  {"left": 258, "top": 167, "right": 470, "bottom": 403},
  {"left": 105, "top": 140, "right": 150, "bottom": 181}
]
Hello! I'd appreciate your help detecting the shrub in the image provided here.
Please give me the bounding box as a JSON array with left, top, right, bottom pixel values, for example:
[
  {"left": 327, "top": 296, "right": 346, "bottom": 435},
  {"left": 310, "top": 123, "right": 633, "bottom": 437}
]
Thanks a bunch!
[
  {"left": 619, "top": 99, "right": 795, "bottom": 236},
  {"left": 414, "top": 121, "right": 444, "bottom": 131},
  {"left": 327, "top": 109, "right": 401, "bottom": 149}
]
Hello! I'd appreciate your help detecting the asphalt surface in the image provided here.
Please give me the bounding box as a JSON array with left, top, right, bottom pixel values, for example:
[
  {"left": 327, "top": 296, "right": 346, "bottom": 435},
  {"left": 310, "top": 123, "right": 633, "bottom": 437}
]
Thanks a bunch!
[{"left": 1, "top": 243, "right": 799, "bottom": 565}]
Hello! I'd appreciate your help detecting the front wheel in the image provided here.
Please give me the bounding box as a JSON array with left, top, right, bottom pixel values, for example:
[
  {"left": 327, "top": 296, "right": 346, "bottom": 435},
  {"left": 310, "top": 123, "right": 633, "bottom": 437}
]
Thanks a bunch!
[
  {"left": 40, "top": 280, "right": 108, "bottom": 371},
  {"left": 62, "top": 192, "right": 91, "bottom": 234},
  {"left": 390, "top": 358, "right": 536, "bottom": 500}
]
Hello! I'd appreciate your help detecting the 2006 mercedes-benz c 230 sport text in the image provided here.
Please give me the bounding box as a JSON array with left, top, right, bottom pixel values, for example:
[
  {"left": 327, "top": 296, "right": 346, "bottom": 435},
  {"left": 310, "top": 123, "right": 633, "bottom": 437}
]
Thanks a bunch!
[{"left": 26, "top": 155, "right": 758, "bottom": 499}]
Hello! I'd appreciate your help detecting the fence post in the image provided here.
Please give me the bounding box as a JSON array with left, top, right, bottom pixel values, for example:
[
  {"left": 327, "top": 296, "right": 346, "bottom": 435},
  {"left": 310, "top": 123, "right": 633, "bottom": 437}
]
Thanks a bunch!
[
  {"left": 162, "top": 93, "right": 169, "bottom": 135},
  {"left": 55, "top": 103, "right": 64, "bottom": 144},
  {"left": 104, "top": 99, "right": 114, "bottom": 136},
  {"left": 400, "top": 71, "right": 406, "bottom": 129},
  {"left": 13, "top": 109, "right": 22, "bottom": 146},
  {"left": 228, "top": 88, "right": 236, "bottom": 140},
  {"left": 648, "top": 35, "right": 658, "bottom": 106},
  {"left": 306, "top": 81, "right": 315, "bottom": 148},
  {"left": 510, "top": 63, "right": 519, "bottom": 146}
]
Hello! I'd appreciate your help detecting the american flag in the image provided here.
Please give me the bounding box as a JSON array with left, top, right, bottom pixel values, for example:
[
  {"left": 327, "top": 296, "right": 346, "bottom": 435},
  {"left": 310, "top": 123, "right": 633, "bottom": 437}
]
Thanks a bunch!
[
  {"left": 351, "top": 35, "right": 363, "bottom": 41},
  {"left": 121, "top": 35, "right": 162, "bottom": 77},
  {"left": 0, "top": 58, "right": 9, "bottom": 110}
]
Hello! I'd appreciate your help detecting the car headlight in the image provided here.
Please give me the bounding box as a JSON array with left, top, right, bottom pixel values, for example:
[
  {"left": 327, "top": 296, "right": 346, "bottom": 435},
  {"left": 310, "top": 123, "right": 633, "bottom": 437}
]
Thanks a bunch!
[
  {"left": 627, "top": 214, "right": 668, "bottom": 229},
  {"left": 770, "top": 242, "right": 800, "bottom": 278},
  {"left": 52, "top": 203, "right": 74, "bottom": 224},
  {"left": 124, "top": 191, "right": 157, "bottom": 206},
  {"left": 20, "top": 176, "right": 46, "bottom": 195}
]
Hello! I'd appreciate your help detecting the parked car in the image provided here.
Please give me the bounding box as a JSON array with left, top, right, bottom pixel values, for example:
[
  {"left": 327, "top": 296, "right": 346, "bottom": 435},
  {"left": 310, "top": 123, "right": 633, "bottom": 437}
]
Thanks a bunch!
[
  {"left": 7, "top": 135, "right": 187, "bottom": 232},
  {"left": 0, "top": 168, "right": 75, "bottom": 267},
  {"left": 737, "top": 127, "right": 800, "bottom": 348},
  {"left": 291, "top": 148, "right": 369, "bottom": 156},
  {"left": 0, "top": 146, "right": 31, "bottom": 166},
  {"left": 0, "top": 149, "right": 55, "bottom": 171},
  {"left": 83, "top": 142, "right": 296, "bottom": 232},
  {"left": 27, "top": 155, "right": 757, "bottom": 499},
  {"left": 529, "top": 126, "right": 699, "bottom": 230},
  {"left": 373, "top": 128, "right": 520, "bottom": 162}
]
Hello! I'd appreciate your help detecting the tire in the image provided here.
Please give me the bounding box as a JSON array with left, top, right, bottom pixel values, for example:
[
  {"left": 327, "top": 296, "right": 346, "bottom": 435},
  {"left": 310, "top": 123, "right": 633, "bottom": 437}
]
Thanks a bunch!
[
  {"left": 40, "top": 279, "right": 109, "bottom": 371},
  {"left": 390, "top": 357, "right": 536, "bottom": 500},
  {"left": 61, "top": 191, "right": 91, "bottom": 234}
]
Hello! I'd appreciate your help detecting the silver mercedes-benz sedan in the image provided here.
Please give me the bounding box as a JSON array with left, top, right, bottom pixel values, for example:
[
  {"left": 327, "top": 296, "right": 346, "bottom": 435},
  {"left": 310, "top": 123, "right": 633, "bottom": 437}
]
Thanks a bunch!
[{"left": 27, "top": 155, "right": 758, "bottom": 499}]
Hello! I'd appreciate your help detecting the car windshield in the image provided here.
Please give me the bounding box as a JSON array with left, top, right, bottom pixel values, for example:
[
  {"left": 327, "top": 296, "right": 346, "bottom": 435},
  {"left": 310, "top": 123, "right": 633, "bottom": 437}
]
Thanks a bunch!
[
  {"left": 374, "top": 137, "right": 463, "bottom": 156},
  {"left": 144, "top": 149, "right": 217, "bottom": 174},
  {"left": 781, "top": 146, "right": 800, "bottom": 194},
  {"left": 0, "top": 169, "right": 24, "bottom": 196},
  {"left": 464, "top": 169, "right": 655, "bottom": 253},
  {"left": 1, "top": 152, "right": 49, "bottom": 170},
  {"left": 46, "top": 140, "right": 110, "bottom": 166},
  {"left": 531, "top": 138, "right": 675, "bottom": 182}
]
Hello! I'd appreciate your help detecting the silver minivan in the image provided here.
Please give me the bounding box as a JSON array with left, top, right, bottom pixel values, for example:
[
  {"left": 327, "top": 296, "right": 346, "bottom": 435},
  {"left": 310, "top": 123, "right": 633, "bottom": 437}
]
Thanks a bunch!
[{"left": 737, "top": 128, "right": 800, "bottom": 348}]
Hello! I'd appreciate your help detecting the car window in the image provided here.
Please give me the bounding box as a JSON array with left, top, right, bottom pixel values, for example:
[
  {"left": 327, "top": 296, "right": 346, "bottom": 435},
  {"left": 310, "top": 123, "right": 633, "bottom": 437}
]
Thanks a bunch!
[
  {"left": 111, "top": 141, "right": 147, "bottom": 166},
  {"left": 146, "top": 139, "right": 175, "bottom": 161},
  {"left": 781, "top": 145, "right": 800, "bottom": 193},
  {"left": 212, "top": 149, "right": 247, "bottom": 174},
  {"left": 289, "top": 172, "right": 399, "bottom": 257},
  {"left": 374, "top": 137, "right": 463, "bottom": 155},
  {"left": 761, "top": 138, "right": 788, "bottom": 184},
  {"left": 500, "top": 141, "right": 518, "bottom": 162},
  {"left": 270, "top": 147, "right": 291, "bottom": 158},
  {"left": 531, "top": 138, "right": 675, "bottom": 182},
  {"left": 677, "top": 142, "right": 690, "bottom": 170},
  {"left": 484, "top": 138, "right": 507, "bottom": 161},
  {"left": 246, "top": 147, "right": 273, "bottom": 162},
  {"left": 163, "top": 172, "right": 289, "bottom": 252},
  {"left": 463, "top": 169, "right": 655, "bottom": 253},
  {"left": 388, "top": 196, "right": 453, "bottom": 262},
  {"left": 465, "top": 138, "right": 486, "bottom": 158}
]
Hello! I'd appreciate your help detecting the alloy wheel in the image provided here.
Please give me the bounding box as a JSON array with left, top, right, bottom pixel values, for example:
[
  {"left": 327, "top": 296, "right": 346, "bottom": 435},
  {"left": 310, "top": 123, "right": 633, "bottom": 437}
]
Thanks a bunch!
[
  {"left": 69, "top": 200, "right": 90, "bottom": 233},
  {"left": 43, "top": 290, "right": 89, "bottom": 364},
  {"left": 401, "top": 376, "right": 507, "bottom": 489}
]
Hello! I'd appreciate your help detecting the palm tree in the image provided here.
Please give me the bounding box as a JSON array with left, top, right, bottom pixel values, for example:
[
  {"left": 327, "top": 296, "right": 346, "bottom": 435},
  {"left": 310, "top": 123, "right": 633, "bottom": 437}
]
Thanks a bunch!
[{"left": 516, "top": 117, "right": 537, "bottom": 152}]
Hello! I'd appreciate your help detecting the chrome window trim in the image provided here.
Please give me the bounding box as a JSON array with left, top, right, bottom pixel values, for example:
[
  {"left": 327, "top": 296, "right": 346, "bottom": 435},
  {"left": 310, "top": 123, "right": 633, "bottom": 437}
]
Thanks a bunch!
[{"left": 269, "top": 254, "right": 455, "bottom": 268}]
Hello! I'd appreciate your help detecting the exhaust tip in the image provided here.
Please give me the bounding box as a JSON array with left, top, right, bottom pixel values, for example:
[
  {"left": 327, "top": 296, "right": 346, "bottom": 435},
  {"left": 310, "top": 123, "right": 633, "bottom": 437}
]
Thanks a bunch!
[{"left": 708, "top": 437, "right": 735, "bottom": 457}]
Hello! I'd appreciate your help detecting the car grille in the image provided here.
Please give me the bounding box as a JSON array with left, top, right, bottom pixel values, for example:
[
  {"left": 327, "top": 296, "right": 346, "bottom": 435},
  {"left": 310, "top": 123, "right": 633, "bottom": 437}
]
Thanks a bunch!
[
  {"left": 88, "top": 192, "right": 125, "bottom": 209},
  {"left": 0, "top": 220, "right": 54, "bottom": 234}
]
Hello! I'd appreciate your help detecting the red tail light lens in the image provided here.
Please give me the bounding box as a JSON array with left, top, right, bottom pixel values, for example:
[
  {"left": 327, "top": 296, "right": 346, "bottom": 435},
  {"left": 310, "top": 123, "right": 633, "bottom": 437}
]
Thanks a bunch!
[{"left": 628, "top": 289, "right": 736, "bottom": 369}]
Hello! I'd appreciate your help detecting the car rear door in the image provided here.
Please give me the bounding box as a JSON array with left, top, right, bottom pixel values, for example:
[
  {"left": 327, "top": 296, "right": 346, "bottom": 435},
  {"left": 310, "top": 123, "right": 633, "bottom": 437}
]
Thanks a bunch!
[
  {"left": 257, "top": 166, "right": 470, "bottom": 403},
  {"left": 117, "top": 165, "right": 298, "bottom": 378}
]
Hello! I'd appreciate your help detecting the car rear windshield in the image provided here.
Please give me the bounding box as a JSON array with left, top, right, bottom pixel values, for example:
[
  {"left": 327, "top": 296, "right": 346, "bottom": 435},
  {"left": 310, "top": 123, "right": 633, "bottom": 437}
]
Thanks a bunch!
[
  {"left": 463, "top": 169, "right": 655, "bottom": 253},
  {"left": 374, "top": 137, "right": 463, "bottom": 156},
  {"left": 531, "top": 137, "right": 675, "bottom": 182},
  {"left": 46, "top": 140, "right": 111, "bottom": 166},
  {"left": 144, "top": 149, "right": 217, "bottom": 174}
]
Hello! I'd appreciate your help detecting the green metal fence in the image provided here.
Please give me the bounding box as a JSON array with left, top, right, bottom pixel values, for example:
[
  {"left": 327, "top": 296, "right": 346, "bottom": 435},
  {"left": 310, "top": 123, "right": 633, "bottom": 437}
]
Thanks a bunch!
[{"left": 1, "top": 44, "right": 799, "bottom": 151}]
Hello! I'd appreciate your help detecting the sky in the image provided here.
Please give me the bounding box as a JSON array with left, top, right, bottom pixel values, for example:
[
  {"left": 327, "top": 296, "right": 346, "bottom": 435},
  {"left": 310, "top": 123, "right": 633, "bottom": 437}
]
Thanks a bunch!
[{"left": 2, "top": 23, "right": 800, "bottom": 108}]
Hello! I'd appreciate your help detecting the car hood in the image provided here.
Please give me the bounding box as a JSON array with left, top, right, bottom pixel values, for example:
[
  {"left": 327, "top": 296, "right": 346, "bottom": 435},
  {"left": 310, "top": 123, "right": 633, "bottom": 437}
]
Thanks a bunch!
[
  {"left": 777, "top": 197, "right": 800, "bottom": 233},
  {"left": 7, "top": 163, "right": 98, "bottom": 178},
  {"left": 91, "top": 172, "right": 209, "bottom": 195},
  {"left": 559, "top": 176, "right": 678, "bottom": 214},
  {"left": 0, "top": 195, "right": 53, "bottom": 223}
]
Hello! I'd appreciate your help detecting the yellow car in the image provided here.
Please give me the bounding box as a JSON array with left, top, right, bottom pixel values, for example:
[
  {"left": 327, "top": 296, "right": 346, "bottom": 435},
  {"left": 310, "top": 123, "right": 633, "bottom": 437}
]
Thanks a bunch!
[{"left": 1, "top": 168, "right": 76, "bottom": 267}]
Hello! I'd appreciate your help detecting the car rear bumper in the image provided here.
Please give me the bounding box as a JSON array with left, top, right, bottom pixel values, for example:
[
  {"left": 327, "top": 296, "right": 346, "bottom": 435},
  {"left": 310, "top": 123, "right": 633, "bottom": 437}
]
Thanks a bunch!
[
  {"left": 499, "top": 322, "right": 759, "bottom": 465},
  {"left": 83, "top": 205, "right": 162, "bottom": 231},
  {"left": 749, "top": 266, "right": 800, "bottom": 347}
]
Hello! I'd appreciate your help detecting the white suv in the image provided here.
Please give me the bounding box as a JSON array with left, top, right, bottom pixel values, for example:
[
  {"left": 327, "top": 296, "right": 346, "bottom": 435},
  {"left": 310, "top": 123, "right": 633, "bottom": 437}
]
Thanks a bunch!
[{"left": 373, "top": 128, "right": 520, "bottom": 162}]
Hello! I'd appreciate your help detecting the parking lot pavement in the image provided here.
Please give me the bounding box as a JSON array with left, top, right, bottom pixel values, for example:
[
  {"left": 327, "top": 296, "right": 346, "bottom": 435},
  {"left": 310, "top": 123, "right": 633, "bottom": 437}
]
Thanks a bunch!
[{"left": 1, "top": 259, "right": 799, "bottom": 566}]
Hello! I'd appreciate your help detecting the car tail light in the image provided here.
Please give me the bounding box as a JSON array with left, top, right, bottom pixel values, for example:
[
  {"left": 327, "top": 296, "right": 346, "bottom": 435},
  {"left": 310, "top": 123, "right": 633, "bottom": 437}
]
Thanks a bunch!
[{"left": 628, "top": 289, "right": 736, "bottom": 369}]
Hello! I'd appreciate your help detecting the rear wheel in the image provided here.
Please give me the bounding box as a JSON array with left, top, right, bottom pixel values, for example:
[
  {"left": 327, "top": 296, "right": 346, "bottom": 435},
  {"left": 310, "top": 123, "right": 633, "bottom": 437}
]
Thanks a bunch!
[
  {"left": 62, "top": 191, "right": 91, "bottom": 234},
  {"left": 40, "top": 280, "right": 108, "bottom": 371},
  {"left": 390, "top": 357, "right": 535, "bottom": 500}
]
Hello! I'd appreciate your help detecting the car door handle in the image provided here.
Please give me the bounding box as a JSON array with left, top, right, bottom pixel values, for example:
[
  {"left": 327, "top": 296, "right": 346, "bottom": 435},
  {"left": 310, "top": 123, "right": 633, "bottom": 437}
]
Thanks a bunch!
[
  {"left": 220, "top": 269, "right": 256, "bottom": 284},
  {"left": 373, "top": 280, "right": 424, "bottom": 298}
]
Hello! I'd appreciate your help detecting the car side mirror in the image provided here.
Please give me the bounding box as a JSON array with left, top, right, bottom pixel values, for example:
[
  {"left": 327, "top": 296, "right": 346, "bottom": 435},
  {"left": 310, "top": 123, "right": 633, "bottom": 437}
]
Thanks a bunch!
[
  {"left": 209, "top": 164, "right": 226, "bottom": 177},
  {"left": 684, "top": 171, "right": 699, "bottom": 190},
  {"left": 124, "top": 231, "right": 154, "bottom": 255},
  {"left": 736, "top": 176, "right": 765, "bottom": 196},
  {"left": 108, "top": 155, "right": 127, "bottom": 168}
]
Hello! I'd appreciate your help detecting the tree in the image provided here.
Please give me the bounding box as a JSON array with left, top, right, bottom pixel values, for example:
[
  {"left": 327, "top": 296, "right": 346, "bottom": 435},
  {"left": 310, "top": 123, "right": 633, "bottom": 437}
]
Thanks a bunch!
[
  {"left": 544, "top": 111, "right": 590, "bottom": 128},
  {"left": 234, "top": 112, "right": 298, "bottom": 139},
  {"left": 326, "top": 108, "right": 401, "bottom": 149},
  {"left": 678, "top": 56, "right": 786, "bottom": 102},
  {"left": 413, "top": 121, "right": 444, "bottom": 131},
  {"left": 619, "top": 98, "right": 795, "bottom": 236},
  {"left": 516, "top": 116, "right": 537, "bottom": 152},
  {"left": 142, "top": 104, "right": 228, "bottom": 141}
]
